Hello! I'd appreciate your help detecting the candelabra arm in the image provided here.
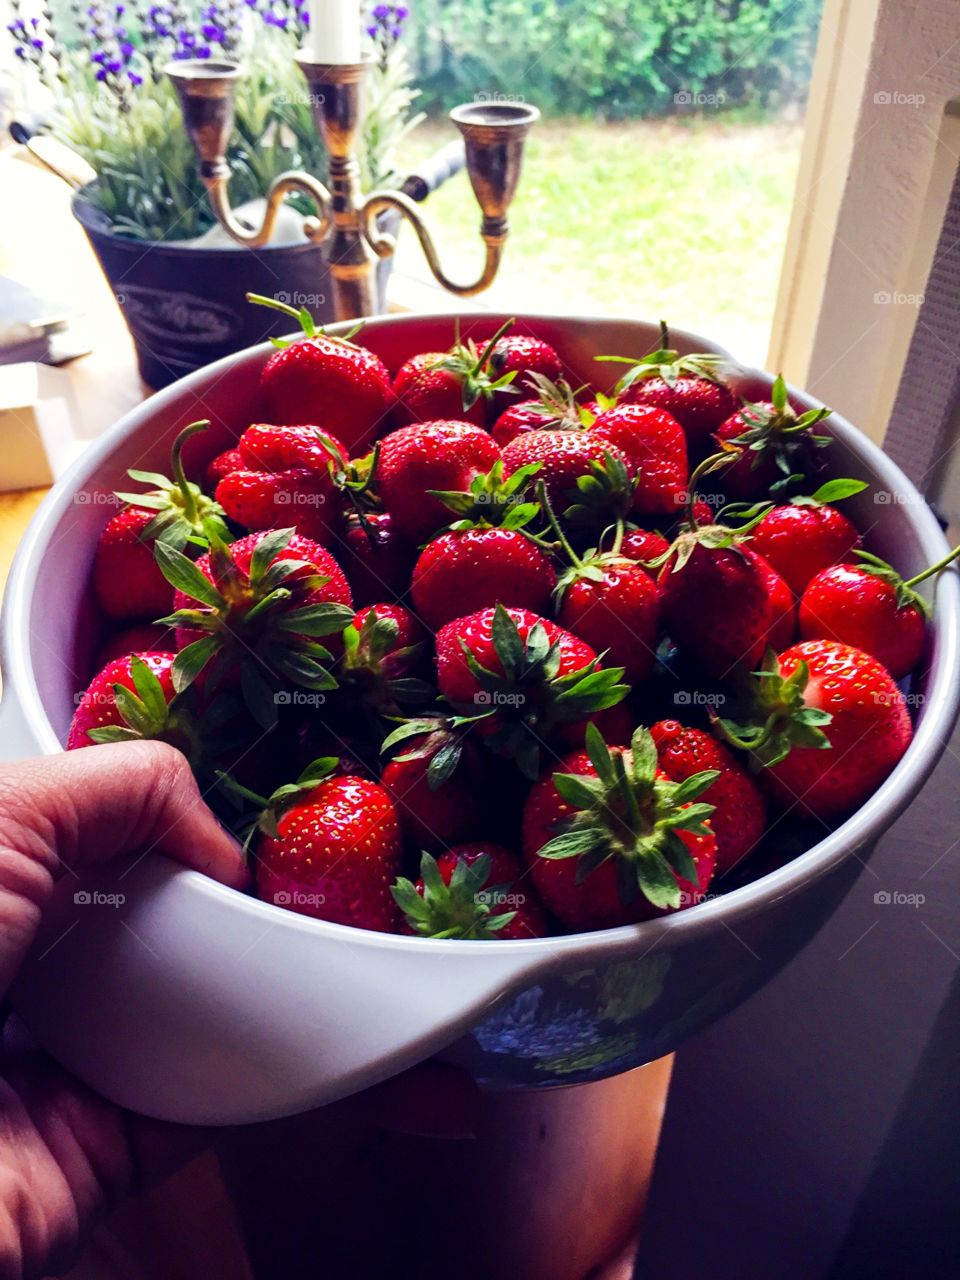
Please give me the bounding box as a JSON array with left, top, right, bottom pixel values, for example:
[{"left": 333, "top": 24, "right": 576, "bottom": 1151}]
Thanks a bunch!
[
  {"left": 205, "top": 171, "right": 334, "bottom": 248},
  {"left": 361, "top": 189, "right": 504, "bottom": 298}
]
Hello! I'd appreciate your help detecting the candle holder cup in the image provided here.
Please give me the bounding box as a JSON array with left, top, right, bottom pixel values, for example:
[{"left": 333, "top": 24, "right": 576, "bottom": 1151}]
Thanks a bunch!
[{"left": 167, "top": 56, "right": 539, "bottom": 321}]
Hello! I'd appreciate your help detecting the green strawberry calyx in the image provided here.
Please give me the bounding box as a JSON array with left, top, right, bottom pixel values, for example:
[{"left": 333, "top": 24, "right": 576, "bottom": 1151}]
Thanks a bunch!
[
  {"left": 595, "top": 321, "right": 731, "bottom": 395},
  {"left": 154, "top": 525, "right": 354, "bottom": 729},
  {"left": 391, "top": 852, "right": 518, "bottom": 940},
  {"left": 381, "top": 714, "right": 471, "bottom": 789},
  {"left": 430, "top": 459, "right": 546, "bottom": 533},
  {"left": 247, "top": 292, "right": 365, "bottom": 352},
  {"left": 721, "top": 375, "right": 833, "bottom": 493},
  {"left": 116, "top": 420, "right": 230, "bottom": 552},
  {"left": 539, "top": 480, "right": 636, "bottom": 605},
  {"left": 340, "top": 608, "right": 432, "bottom": 710},
  {"left": 561, "top": 451, "right": 638, "bottom": 531},
  {"left": 85, "top": 654, "right": 190, "bottom": 751},
  {"left": 510, "top": 372, "right": 592, "bottom": 430},
  {"left": 851, "top": 541, "right": 960, "bottom": 616},
  {"left": 429, "top": 317, "right": 520, "bottom": 412},
  {"left": 537, "top": 723, "right": 718, "bottom": 911},
  {"left": 457, "top": 603, "right": 629, "bottom": 781},
  {"left": 655, "top": 454, "right": 769, "bottom": 573},
  {"left": 714, "top": 648, "right": 834, "bottom": 767},
  {"left": 217, "top": 755, "right": 339, "bottom": 852}
]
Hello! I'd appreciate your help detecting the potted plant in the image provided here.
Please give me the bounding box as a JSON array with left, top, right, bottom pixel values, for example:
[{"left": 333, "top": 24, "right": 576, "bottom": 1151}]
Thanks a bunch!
[{"left": 6, "top": 0, "right": 424, "bottom": 388}]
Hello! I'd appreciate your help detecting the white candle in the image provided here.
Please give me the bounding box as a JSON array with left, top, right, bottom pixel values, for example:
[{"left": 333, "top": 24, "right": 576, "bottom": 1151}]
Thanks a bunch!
[{"left": 306, "top": 0, "right": 361, "bottom": 63}]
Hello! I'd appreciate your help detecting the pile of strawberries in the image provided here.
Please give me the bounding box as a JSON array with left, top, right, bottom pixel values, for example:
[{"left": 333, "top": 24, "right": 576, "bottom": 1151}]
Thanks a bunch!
[{"left": 70, "top": 307, "right": 950, "bottom": 939}]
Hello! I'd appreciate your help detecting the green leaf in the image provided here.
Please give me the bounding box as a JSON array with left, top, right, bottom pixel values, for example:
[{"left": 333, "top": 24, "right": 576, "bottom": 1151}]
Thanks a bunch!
[
  {"left": 629, "top": 727, "right": 658, "bottom": 786},
  {"left": 662, "top": 832, "right": 699, "bottom": 886},
  {"left": 553, "top": 772, "right": 605, "bottom": 811},
  {"left": 249, "top": 528, "right": 296, "bottom": 583},
  {"left": 128, "top": 655, "right": 169, "bottom": 724},
  {"left": 112, "top": 685, "right": 154, "bottom": 737},
  {"left": 537, "top": 827, "right": 600, "bottom": 860},
  {"left": 809, "top": 478, "right": 868, "bottom": 505},
  {"left": 636, "top": 851, "right": 682, "bottom": 909},
  {"left": 278, "top": 603, "right": 355, "bottom": 636},
  {"left": 427, "top": 739, "right": 462, "bottom": 789},
  {"left": 381, "top": 719, "right": 442, "bottom": 754},
  {"left": 172, "top": 635, "right": 219, "bottom": 692},
  {"left": 583, "top": 721, "right": 616, "bottom": 787},
  {"left": 87, "top": 725, "right": 142, "bottom": 744},
  {"left": 154, "top": 541, "right": 223, "bottom": 608},
  {"left": 670, "top": 769, "right": 720, "bottom": 805},
  {"left": 491, "top": 603, "right": 524, "bottom": 677}
]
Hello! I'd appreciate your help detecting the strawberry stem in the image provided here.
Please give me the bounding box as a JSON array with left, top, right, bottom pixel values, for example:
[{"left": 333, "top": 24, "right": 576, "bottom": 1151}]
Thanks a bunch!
[
  {"left": 903, "top": 543, "right": 960, "bottom": 589},
  {"left": 536, "top": 478, "right": 583, "bottom": 569},
  {"left": 247, "top": 292, "right": 304, "bottom": 325},
  {"left": 473, "top": 317, "right": 516, "bottom": 375},
  {"left": 171, "top": 421, "right": 209, "bottom": 527},
  {"left": 684, "top": 452, "right": 736, "bottom": 528}
]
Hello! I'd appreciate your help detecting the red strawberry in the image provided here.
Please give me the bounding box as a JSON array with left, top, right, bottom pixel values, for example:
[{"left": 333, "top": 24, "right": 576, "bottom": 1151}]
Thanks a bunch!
[
  {"left": 412, "top": 527, "right": 556, "bottom": 630},
  {"left": 67, "top": 652, "right": 176, "bottom": 750},
  {"left": 215, "top": 423, "right": 346, "bottom": 544},
  {"left": 393, "top": 846, "right": 549, "bottom": 940},
  {"left": 491, "top": 375, "right": 584, "bottom": 447},
  {"left": 650, "top": 719, "right": 767, "bottom": 876},
  {"left": 749, "top": 483, "right": 863, "bottom": 597},
  {"left": 392, "top": 321, "right": 518, "bottom": 426},
  {"left": 97, "top": 622, "right": 177, "bottom": 667},
  {"left": 205, "top": 447, "right": 245, "bottom": 491},
  {"left": 435, "top": 604, "right": 628, "bottom": 778},
  {"left": 556, "top": 555, "right": 659, "bottom": 684},
  {"left": 487, "top": 332, "right": 563, "bottom": 413},
  {"left": 590, "top": 403, "right": 688, "bottom": 516},
  {"left": 338, "top": 511, "right": 414, "bottom": 607},
  {"left": 254, "top": 759, "right": 402, "bottom": 931},
  {"left": 251, "top": 296, "right": 393, "bottom": 454},
  {"left": 93, "top": 421, "right": 230, "bottom": 621},
  {"left": 798, "top": 551, "right": 938, "bottom": 679},
  {"left": 756, "top": 551, "right": 796, "bottom": 650},
  {"left": 94, "top": 505, "right": 175, "bottom": 622},
  {"left": 620, "top": 527, "right": 671, "bottom": 568},
  {"left": 598, "top": 322, "right": 737, "bottom": 450},
  {"left": 501, "top": 429, "right": 632, "bottom": 524},
  {"left": 713, "top": 375, "right": 831, "bottom": 499},
  {"left": 658, "top": 515, "right": 783, "bottom": 679},
  {"left": 522, "top": 724, "right": 718, "bottom": 931},
  {"left": 379, "top": 717, "right": 480, "bottom": 852},
  {"left": 375, "top": 420, "right": 501, "bottom": 543},
  {"left": 339, "top": 603, "right": 429, "bottom": 714},
  {"left": 717, "top": 641, "right": 913, "bottom": 819},
  {"left": 549, "top": 511, "right": 659, "bottom": 683},
  {"left": 161, "top": 527, "right": 354, "bottom": 726}
]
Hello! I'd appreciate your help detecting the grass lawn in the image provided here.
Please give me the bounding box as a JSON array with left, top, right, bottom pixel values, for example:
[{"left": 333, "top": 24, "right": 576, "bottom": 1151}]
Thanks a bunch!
[{"left": 394, "top": 117, "right": 804, "bottom": 367}]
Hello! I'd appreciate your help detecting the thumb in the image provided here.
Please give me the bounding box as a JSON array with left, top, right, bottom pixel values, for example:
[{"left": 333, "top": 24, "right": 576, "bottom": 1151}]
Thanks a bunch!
[{"left": 0, "top": 741, "right": 248, "bottom": 993}]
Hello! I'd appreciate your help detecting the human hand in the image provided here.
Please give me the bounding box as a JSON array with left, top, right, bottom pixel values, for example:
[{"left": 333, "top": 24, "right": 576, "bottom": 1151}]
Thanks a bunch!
[{"left": 0, "top": 741, "right": 247, "bottom": 1279}]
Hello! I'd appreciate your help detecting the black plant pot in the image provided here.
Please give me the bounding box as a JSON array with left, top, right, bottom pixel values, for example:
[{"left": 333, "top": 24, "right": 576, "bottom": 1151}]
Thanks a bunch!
[{"left": 74, "top": 192, "right": 397, "bottom": 390}]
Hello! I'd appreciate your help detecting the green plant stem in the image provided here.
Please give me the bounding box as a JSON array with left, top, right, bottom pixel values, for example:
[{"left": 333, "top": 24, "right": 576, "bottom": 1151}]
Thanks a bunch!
[
  {"left": 536, "top": 479, "right": 583, "bottom": 569},
  {"left": 903, "top": 544, "right": 960, "bottom": 589},
  {"left": 171, "top": 421, "right": 210, "bottom": 526}
]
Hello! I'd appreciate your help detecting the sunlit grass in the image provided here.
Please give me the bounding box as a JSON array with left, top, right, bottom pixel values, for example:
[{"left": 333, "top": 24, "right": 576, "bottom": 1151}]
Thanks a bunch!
[{"left": 395, "top": 117, "right": 804, "bottom": 365}]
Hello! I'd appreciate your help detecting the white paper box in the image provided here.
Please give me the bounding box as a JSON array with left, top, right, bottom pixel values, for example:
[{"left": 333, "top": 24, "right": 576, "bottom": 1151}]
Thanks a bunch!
[{"left": 0, "top": 362, "right": 85, "bottom": 491}]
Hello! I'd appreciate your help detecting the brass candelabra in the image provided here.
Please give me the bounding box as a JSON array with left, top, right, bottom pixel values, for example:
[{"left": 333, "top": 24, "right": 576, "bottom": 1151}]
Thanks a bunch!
[{"left": 166, "top": 55, "right": 539, "bottom": 322}]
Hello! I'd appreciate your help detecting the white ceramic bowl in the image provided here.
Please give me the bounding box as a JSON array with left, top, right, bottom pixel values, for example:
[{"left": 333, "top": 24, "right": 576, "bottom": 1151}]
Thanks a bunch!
[{"left": 3, "top": 314, "right": 958, "bottom": 1125}]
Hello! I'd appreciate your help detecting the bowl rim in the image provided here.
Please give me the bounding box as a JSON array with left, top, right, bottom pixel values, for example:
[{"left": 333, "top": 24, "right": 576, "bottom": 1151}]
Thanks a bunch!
[{"left": 4, "top": 311, "right": 959, "bottom": 964}]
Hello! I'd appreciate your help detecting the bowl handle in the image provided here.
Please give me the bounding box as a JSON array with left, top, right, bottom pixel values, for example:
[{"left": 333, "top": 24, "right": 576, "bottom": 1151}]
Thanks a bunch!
[
  {"left": 12, "top": 854, "right": 555, "bottom": 1125},
  {"left": 0, "top": 681, "right": 41, "bottom": 761}
]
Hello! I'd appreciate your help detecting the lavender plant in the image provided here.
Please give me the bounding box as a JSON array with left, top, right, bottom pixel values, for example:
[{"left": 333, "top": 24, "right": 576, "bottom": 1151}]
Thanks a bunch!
[{"left": 6, "top": 0, "right": 422, "bottom": 239}]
